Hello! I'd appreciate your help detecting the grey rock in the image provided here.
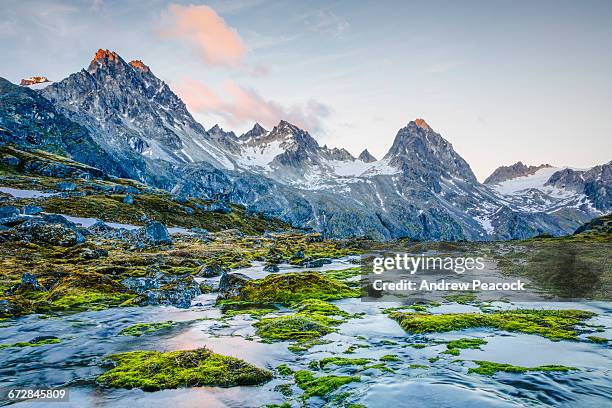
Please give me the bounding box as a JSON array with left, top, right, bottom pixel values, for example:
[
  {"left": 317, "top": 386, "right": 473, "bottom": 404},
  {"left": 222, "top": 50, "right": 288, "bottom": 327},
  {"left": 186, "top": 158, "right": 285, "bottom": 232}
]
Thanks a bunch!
[
  {"left": 123, "top": 195, "right": 134, "bottom": 204},
  {"left": 217, "top": 273, "right": 251, "bottom": 301},
  {"left": 197, "top": 264, "right": 224, "bottom": 278},
  {"left": 56, "top": 181, "right": 77, "bottom": 191},
  {"left": 23, "top": 205, "right": 43, "bottom": 215},
  {"left": 263, "top": 264, "right": 280, "bottom": 272},
  {"left": 140, "top": 221, "right": 172, "bottom": 246},
  {"left": 2, "top": 155, "right": 20, "bottom": 166},
  {"left": 3, "top": 218, "right": 85, "bottom": 247}
]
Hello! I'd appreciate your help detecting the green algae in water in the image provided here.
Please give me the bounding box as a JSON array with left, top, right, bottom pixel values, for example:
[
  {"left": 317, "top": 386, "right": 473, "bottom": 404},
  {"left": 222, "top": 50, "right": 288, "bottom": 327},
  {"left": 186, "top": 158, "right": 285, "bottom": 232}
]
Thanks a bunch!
[
  {"left": 379, "top": 354, "right": 401, "bottom": 362},
  {"left": 390, "top": 309, "right": 595, "bottom": 341},
  {"left": 468, "top": 360, "right": 577, "bottom": 376},
  {"left": 586, "top": 336, "right": 608, "bottom": 343},
  {"left": 276, "top": 364, "right": 294, "bottom": 376},
  {"left": 0, "top": 337, "right": 60, "bottom": 349},
  {"left": 96, "top": 348, "right": 272, "bottom": 391},
  {"left": 294, "top": 370, "right": 360, "bottom": 399},
  {"left": 443, "top": 338, "right": 487, "bottom": 356},
  {"left": 318, "top": 357, "right": 371, "bottom": 369},
  {"left": 118, "top": 321, "right": 176, "bottom": 337}
]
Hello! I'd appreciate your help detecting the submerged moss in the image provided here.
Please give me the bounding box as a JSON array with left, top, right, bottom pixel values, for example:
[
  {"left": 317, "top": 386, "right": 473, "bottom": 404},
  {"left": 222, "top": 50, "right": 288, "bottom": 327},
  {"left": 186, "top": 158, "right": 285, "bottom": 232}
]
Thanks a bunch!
[
  {"left": 468, "top": 360, "right": 577, "bottom": 376},
  {"left": 586, "top": 336, "right": 608, "bottom": 343},
  {"left": 444, "top": 293, "right": 477, "bottom": 304},
  {"left": 443, "top": 338, "right": 487, "bottom": 355},
  {"left": 96, "top": 348, "right": 272, "bottom": 391},
  {"left": 390, "top": 309, "right": 595, "bottom": 341},
  {"left": 294, "top": 370, "right": 360, "bottom": 399},
  {"left": 0, "top": 337, "right": 60, "bottom": 349},
  {"left": 379, "top": 354, "right": 401, "bottom": 362},
  {"left": 118, "top": 321, "right": 176, "bottom": 337},
  {"left": 318, "top": 357, "right": 371, "bottom": 369}
]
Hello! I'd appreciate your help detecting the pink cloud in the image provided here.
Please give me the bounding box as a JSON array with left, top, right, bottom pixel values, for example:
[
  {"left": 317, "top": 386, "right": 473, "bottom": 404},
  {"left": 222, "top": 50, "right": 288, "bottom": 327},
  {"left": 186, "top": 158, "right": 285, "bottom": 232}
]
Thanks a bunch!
[
  {"left": 160, "top": 4, "right": 246, "bottom": 67},
  {"left": 173, "top": 77, "right": 330, "bottom": 133}
]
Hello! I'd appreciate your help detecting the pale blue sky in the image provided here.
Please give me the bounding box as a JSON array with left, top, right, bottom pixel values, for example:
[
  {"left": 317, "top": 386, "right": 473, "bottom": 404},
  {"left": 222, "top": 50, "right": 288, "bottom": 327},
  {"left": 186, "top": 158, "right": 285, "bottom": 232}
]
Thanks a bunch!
[{"left": 1, "top": 0, "right": 611, "bottom": 180}]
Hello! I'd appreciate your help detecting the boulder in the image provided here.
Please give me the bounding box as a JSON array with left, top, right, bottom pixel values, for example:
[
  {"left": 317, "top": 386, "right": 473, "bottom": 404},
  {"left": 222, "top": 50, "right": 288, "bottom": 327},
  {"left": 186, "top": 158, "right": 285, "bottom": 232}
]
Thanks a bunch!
[
  {"left": 125, "top": 272, "right": 201, "bottom": 308},
  {"left": 5, "top": 218, "right": 85, "bottom": 246},
  {"left": 2, "top": 155, "right": 20, "bottom": 166},
  {"left": 217, "top": 273, "right": 252, "bottom": 301},
  {"left": 263, "top": 263, "right": 280, "bottom": 272},
  {"left": 197, "top": 264, "right": 225, "bottom": 278},
  {"left": 79, "top": 247, "right": 109, "bottom": 260},
  {"left": 0, "top": 206, "right": 21, "bottom": 226},
  {"left": 123, "top": 195, "right": 134, "bottom": 205},
  {"left": 140, "top": 221, "right": 172, "bottom": 246},
  {"left": 56, "top": 181, "right": 77, "bottom": 191},
  {"left": 23, "top": 205, "right": 43, "bottom": 215},
  {"left": 300, "top": 258, "right": 332, "bottom": 268}
]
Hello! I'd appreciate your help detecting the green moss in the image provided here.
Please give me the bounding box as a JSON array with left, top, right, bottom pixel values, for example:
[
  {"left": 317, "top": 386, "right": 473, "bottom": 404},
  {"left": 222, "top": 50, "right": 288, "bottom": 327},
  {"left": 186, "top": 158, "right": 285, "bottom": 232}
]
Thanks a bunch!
[
  {"left": 443, "top": 338, "right": 487, "bottom": 355},
  {"left": 320, "top": 267, "right": 362, "bottom": 281},
  {"left": 362, "top": 363, "right": 394, "bottom": 373},
  {"left": 119, "top": 321, "right": 176, "bottom": 337},
  {"left": 219, "top": 272, "right": 359, "bottom": 305},
  {"left": 390, "top": 309, "right": 595, "bottom": 341},
  {"left": 408, "top": 364, "right": 428, "bottom": 369},
  {"left": 254, "top": 314, "right": 335, "bottom": 342},
  {"left": 276, "top": 364, "right": 294, "bottom": 376},
  {"left": 587, "top": 336, "right": 608, "bottom": 343},
  {"left": 344, "top": 344, "right": 370, "bottom": 354},
  {"left": 0, "top": 337, "right": 60, "bottom": 349},
  {"left": 294, "top": 370, "right": 360, "bottom": 399},
  {"left": 318, "top": 357, "right": 371, "bottom": 369},
  {"left": 405, "top": 343, "right": 428, "bottom": 349},
  {"left": 264, "top": 403, "right": 292, "bottom": 408},
  {"left": 96, "top": 348, "right": 272, "bottom": 391},
  {"left": 379, "top": 354, "right": 401, "bottom": 362},
  {"left": 290, "top": 298, "right": 349, "bottom": 318},
  {"left": 444, "top": 293, "right": 477, "bottom": 304},
  {"left": 468, "top": 361, "right": 577, "bottom": 376}
]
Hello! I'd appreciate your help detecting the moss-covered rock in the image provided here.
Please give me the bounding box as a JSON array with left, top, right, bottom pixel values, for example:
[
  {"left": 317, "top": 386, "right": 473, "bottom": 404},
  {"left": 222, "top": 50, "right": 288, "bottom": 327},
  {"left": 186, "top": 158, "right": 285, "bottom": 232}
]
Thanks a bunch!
[
  {"left": 96, "top": 348, "right": 272, "bottom": 391},
  {"left": 217, "top": 272, "right": 359, "bottom": 304},
  {"left": 390, "top": 309, "right": 595, "bottom": 341},
  {"left": 254, "top": 314, "right": 334, "bottom": 342}
]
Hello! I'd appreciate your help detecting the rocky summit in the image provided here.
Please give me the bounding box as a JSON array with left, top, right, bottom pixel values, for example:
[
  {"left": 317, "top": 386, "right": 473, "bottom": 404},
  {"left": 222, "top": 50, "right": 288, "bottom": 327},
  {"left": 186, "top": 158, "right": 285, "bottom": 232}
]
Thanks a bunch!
[{"left": 1, "top": 49, "right": 610, "bottom": 240}]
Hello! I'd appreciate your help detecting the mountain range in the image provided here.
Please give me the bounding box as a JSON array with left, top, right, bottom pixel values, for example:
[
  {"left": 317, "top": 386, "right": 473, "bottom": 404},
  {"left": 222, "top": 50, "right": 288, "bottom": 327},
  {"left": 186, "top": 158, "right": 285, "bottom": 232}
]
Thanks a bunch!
[{"left": 1, "top": 49, "right": 610, "bottom": 240}]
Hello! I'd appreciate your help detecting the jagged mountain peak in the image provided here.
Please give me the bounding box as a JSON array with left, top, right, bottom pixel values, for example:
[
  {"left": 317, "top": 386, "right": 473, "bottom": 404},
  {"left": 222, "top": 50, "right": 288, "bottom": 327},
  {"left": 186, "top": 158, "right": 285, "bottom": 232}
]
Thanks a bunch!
[
  {"left": 209, "top": 124, "right": 237, "bottom": 139},
  {"left": 265, "top": 120, "right": 319, "bottom": 151},
  {"left": 239, "top": 122, "right": 267, "bottom": 141},
  {"left": 414, "top": 118, "right": 432, "bottom": 131},
  {"left": 384, "top": 120, "right": 476, "bottom": 182},
  {"left": 88, "top": 49, "right": 126, "bottom": 72},
  {"left": 358, "top": 149, "right": 376, "bottom": 163},
  {"left": 129, "top": 59, "right": 151, "bottom": 73}
]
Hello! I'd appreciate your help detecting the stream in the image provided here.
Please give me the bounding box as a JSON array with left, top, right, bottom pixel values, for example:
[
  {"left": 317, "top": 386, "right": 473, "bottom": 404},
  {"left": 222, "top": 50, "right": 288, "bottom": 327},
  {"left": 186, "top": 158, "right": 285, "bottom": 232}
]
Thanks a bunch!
[{"left": 1, "top": 257, "right": 610, "bottom": 407}]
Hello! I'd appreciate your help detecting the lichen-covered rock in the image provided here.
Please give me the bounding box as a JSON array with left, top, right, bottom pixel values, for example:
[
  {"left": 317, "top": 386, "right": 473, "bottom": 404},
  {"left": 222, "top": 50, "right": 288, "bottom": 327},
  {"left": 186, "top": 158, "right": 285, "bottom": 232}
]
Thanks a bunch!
[
  {"left": 217, "top": 273, "right": 252, "bottom": 301},
  {"left": 79, "top": 247, "right": 109, "bottom": 260},
  {"left": 56, "top": 181, "right": 77, "bottom": 191},
  {"left": 2, "top": 218, "right": 85, "bottom": 246},
  {"left": 123, "top": 272, "right": 201, "bottom": 308},
  {"left": 1, "top": 155, "right": 20, "bottom": 166},
  {"left": 263, "top": 264, "right": 280, "bottom": 272},
  {"left": 123, "top": 195, "right": 134, "bottom": 205}
]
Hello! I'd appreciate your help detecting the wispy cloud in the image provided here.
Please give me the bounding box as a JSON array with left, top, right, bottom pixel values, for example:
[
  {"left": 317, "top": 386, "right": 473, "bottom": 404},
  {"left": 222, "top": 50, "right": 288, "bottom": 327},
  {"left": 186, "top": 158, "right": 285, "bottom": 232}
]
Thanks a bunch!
[
  {"left": 174, "top": 77, "right": 331, "bottom": 133},
  {"left": 159, "top": 4, "right": 246, "bottom": 67},
  {"left": 303, "top": 9, "right": 349, "bottom": 37}
]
